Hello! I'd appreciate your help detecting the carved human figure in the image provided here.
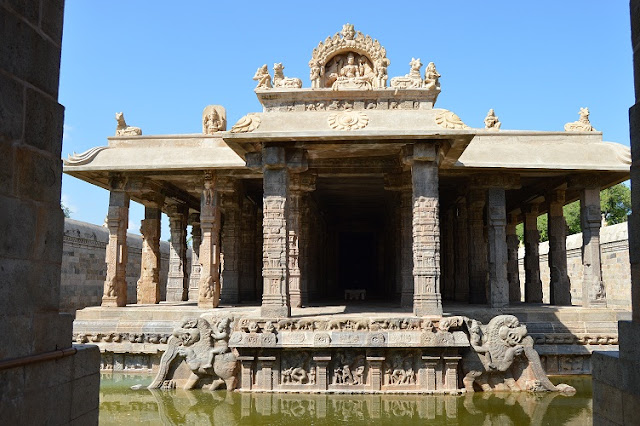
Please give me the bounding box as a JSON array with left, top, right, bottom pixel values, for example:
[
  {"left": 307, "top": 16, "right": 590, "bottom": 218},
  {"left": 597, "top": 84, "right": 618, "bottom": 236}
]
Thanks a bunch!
[
  {"left": 253, "top": 64, "right": 272, "bottom": 89},
  {"left": 115, "top": 112, "right": 142, "bottom": 136},
  {"left": 309, "top": 59, "right": 323, "bottom": 89},
  {"left": 375, "top": 57, "right": 390, "bottom": 88},
  {"left": 203, "top": 110, "right": 221, "bottom": 134},
  {"left": 423, "top": 62, "right": 441, "bottom": 92},
  {"left": 340, "top": 53, "right": 359, "bottom": 79},
  {"left": 484, "top": 108, "right": 501, "bottom": 130}
]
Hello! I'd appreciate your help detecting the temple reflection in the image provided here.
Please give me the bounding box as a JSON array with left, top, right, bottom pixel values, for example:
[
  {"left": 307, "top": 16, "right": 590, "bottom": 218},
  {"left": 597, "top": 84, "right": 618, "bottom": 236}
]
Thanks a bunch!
[{"left": 99, "top": 374, "right": 592, "bottom": 425}]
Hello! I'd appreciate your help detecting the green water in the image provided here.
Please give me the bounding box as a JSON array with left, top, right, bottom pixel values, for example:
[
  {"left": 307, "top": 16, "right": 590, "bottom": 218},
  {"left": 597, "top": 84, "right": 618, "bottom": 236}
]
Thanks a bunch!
[{"left": 99, "top": 374, "right": 592, "bottom": 425}]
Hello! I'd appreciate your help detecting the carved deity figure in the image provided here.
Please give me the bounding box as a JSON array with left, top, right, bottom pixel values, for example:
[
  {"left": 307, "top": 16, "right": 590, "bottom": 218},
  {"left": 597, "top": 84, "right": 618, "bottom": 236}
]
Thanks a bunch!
[
  {"left": 461, "top": 315, "right": 575, "bottom": 394},
  {"left": 202, "top": 105, "right": 226, "bottom": 134},
  {"left": 309, "top": 59, "right": 323, "bottom": 89},
  {"left": 115, "top": 112, "right": 142, "bottom": 136},
  {"left": 564, "top": 107, "right": 596, "bottom": 132},
  {"left": 253, "top": 64, "right": 272, "bottom": 89},
  {"left": 327, "top": 53, "right": 374, "bottom": 90},
  {"left": 423, "top": 62, "right": 441, "bottom": 93},
  {"left": 484, "top": 108, "right": 501, "bottom": 130},
  {"left": 273, "top": 63, "right": 302, "bottom": 88},
  {"left": 148, "top": 317, "right": 237, "bottom": 391},
  {"left": 342, "top": 23, "right": 356, "bottom": 40},
  {"left": 375, "top": 57, "right": 390, "bottom": 88}
]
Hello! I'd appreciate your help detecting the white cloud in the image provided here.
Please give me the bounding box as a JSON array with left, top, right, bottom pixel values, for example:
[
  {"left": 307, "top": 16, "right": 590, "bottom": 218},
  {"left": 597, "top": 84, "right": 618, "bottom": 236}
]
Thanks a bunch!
[{"left": 61, "top": 193, "right": 77, "bottom": 216}]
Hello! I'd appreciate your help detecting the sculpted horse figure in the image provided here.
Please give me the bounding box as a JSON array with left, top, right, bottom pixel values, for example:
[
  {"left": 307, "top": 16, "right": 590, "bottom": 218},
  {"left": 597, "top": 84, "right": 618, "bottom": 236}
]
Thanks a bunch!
[
  {"left": 462, "top": 315, "right": 575, "bottom": 394},
  {"left": 148, "top": 317, "right": 238, "bottom": 390}
]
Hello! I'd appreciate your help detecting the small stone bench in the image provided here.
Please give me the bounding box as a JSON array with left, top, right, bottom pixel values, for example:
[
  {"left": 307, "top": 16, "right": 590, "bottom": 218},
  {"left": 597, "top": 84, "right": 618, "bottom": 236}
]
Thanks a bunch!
[{"left": 344, "top": 289, "right": 366, "bottom": 301}]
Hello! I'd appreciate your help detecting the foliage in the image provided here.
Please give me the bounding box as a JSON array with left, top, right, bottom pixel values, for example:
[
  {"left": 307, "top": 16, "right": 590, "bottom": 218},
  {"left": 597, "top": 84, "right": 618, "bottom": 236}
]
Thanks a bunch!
[{"left": 61, "top": 202, "right": 72, "bottom": 218}]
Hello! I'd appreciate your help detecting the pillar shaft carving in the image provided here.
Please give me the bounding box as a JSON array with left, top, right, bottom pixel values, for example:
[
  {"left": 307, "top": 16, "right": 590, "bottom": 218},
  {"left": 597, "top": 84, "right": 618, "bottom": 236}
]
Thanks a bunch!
[
  {"left": 166, "top": 203, "right": 189, "bottom": 302},
  {"left": 102, "top": 176, "right": 130, "bottom": 307},
  {"left": 137, "top": 205, "right": 161, "bottom": 304},
  {"left": 239, "top": 197, "right": 257, "bottom": 302},
  {"left": 442, "top": 205, "right": 456, "bottom": 301},
  {"left": 411, "top": 143, "right": 442, "bottom": 316},
  {"left": 467, "top": 188, "right": 487, "bottom": 304},
  {"left": 454, "top": 197, "right": 470, "bottom": 302},
  {"left": 524, "top": 204, "right": 543, "bottom": 303},
  {"left": 487, "top": 188, "right": 509, "bottom": 307},
  {"left": 548, "top": 190, "right": 571, "bottom": 305},
  {"left": 220, "top": 180, "right": 242, "bottom": 305},
  {"left": 288, "top": 175, "right": 304, "bottom": 308},
  {"left": 581, "top": 186, "right": 606, "bottom": 306},
  {"left": 188, "top": 214, "right": 201, "bottom": 302},
  {"left": 506, "top": 213, "right": 521, "bottom": 302},
  {"left": 198, "top": 171, "right": 222, "bottom": 308},
  {"left": 262, "top": 146, "right": 291, "bottom": 317}
]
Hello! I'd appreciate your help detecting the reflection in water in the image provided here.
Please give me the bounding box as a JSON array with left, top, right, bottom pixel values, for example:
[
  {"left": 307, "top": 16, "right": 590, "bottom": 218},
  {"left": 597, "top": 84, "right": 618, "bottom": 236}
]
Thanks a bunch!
[{"left": 99, "top": 374, "right": 592, "bottom": 425}]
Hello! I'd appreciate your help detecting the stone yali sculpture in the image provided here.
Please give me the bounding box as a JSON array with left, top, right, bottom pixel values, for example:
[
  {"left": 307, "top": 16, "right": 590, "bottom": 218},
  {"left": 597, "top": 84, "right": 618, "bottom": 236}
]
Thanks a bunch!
[
  {"left": 115, "top": 112, "right": 142, "bottom": 136},
  {"left": 462, "top": 315, "right": 575, "bottom": 394},
  {"left": 148, "top": 317, "right": 238, "bottom": 390}
]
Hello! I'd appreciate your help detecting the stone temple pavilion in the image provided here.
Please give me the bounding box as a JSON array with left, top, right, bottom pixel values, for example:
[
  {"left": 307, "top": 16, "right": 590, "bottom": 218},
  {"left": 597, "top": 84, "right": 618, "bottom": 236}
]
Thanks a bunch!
[{"left": 66, "top": 24, "right": 630, "bottom": 393}]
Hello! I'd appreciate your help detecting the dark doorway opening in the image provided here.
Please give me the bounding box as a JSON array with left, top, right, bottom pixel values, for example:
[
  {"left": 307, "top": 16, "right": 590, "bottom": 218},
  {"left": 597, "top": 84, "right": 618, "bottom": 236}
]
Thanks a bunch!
[{"left": 338, "top": 231, "right": 377, "bottom": 294}]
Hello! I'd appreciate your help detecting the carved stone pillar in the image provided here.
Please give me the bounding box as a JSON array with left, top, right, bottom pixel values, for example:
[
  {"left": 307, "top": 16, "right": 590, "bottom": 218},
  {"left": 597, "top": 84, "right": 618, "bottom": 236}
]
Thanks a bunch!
[
  {"left": 506, "top": 212, "right": 522, "bottom": 302},
  {"left": 421, "top": 355, "right": 439, "bottom": 391},
  {"left": 443, "top": 355, "right": 461, "bottom": 390},
  {"left": 188, "top": 214, "right": 201, "bottom": 302},
  {"left": 454, "top": 197, "right": 470, "bottom": 302},
  {"left": 102, "top": 175, "right": 129, "bottom": 307},
  {"left": 467, "top": 188, "right": 487, "bottom": 304},
  {"left": 548, "top": 189, "right": 571, "bottom": 305},
  {"left": 385, "top": 172, "right": 413, "bottom": 307},
  {"left": 313, "top": 354, "right": 331, "bottom": 391},
  {"left": 581, "top": 184, "right": 606, "bottom": 306},
  {"left": 166, "top": 203, "right": 189, "bottom": 302},
  {"left": 237, "top": 356, "right": 254, "bottom": 390},
  {"left": 258, "top": 356, "right": 276, "bottom": 390},
  {"left": 524, "top": 203, "right": 543, "bottom": 303},
  {"left": 198, "top": 171, "right": 222, "bottom": 308},
  {"left": 261, "top": 145, "right": 291, "bottom": 318},
  {"left": 443, "top": 204, "right": 456, "bottom": 300},
  {"left": 220, "top": 178, "right": 241, "bottom": 305},
  {"left": 137, "top": 205, "right": 161, "bottom": 304},
  {"left": 289, "top": 173, "right": 315, "bottom": 308},
  {"left": 367, "top": 356, "right": 385, "bottom": 391},
  {"left": 239, "top": 197, "right": 257, "bottom": 302},
  {"left": 411, "top": 143, "right": 442, "bottom": 316},
  {"left": 486, "top": 188, "right": 509, "bottom": 307}
]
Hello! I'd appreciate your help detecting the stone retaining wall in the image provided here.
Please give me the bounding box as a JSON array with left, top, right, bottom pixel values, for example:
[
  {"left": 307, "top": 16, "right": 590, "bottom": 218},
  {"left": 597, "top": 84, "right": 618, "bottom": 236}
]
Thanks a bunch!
[
  {"left": 518, "top": 222, "right": 631, "bottom": 308},
  {"left": 61, "top": 218, "right": 190, "bottom": 313}
]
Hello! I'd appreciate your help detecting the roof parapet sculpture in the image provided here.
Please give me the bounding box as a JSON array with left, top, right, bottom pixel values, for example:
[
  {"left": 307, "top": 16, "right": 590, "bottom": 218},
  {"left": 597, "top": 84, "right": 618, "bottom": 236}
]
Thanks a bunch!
[
  {"left": 231, "top": 113, "right": 261, "bottom": 133},
  {"left": 273, "top": 63, "right": 302, "bottom": 88},
  {"left": 64, "top": 146, "right": 108, "bottom": 166},
  {"left": 253, "top": 65, "right": 272, "bottom": 89},
  {"left": 564, "top": 107, "right": 596, "bottom": 132},
  {"left": 115, "top": 112, "right": 142, "bottom": 136},
  {"left": 436, "top": 110, "right": 469, "bottom": 130},
  {"left": 202, "top": 105, "right": 226, "bottom": 134},
  {"left": 484, "top": 109, "right": 501, "bottom": 130},
  {"left": 390, "top": 58, "right": 424, "bottom": 89}
]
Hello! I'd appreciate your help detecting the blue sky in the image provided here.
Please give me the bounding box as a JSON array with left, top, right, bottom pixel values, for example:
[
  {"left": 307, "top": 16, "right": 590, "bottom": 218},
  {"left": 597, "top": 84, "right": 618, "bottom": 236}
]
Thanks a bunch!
[{"left": 60, "top": 1, "right": 634, "bottom": 238}]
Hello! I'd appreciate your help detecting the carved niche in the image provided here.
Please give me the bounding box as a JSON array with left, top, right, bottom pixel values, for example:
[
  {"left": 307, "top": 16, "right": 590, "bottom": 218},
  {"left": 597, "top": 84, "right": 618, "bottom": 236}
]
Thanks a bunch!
[{"left": 309, "top": 23, "right": 390, "bottom": 90}]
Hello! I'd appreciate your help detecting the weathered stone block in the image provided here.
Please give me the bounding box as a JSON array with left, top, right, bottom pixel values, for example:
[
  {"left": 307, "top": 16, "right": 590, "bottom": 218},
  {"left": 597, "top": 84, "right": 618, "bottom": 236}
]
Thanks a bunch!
[
  {"left": 14, "top": 147, "right": 62, "bottom": 203},
  {"left": 40, "top": 0, "right": 65, "bottom": 44},
  {"left": 592, "top": 380, "right": 624, "bottom": 425},
  {"left": 71, "top": 373, "right": 100, "bottom": 417},
  {"left": 0, "top": 71, "right": 24, "bottom": 146},
  {"left": 24, "top": 88, "right": 65, "bottom": 157},
  {"left": 33, "top": 312, "right": 72, "bottom": 353},
  {"left": 0, "top": 195, "right": 37, "bottom": 260}
]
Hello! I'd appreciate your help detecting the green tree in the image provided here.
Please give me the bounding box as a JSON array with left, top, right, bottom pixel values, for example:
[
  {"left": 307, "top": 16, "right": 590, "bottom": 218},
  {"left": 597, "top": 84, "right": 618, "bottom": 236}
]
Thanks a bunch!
[
  {"left": 61, "top": 202, "right": 72, "bottom": 218},
  {"left": 600, "top": 183, "right": 631, "bottom": 225}
]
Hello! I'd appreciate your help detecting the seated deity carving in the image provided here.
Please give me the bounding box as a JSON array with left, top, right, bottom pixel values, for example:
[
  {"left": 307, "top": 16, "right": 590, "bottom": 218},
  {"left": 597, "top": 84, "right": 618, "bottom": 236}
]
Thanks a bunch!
[
  {"left": 202, "top": 105, "right": 226, "bottom": 134},
  {"left": 253, "top": 64, "right": 272, "bottom": 90},
  {"left": 461, "top": 315, "right": 575, "bottom": 394},
  {"left": 423, "top": 61, "right": 441, "bottom": 93},
  {"left": 390, "top": 58, "right": 423, "bottom": 89},
  {"left": 564, "top": 107, "right": 596, "bottom": 132},
  {"left": 272, "top": 63, "right": 302, "bottom": 88},
  {"left": 484, "top": 108, "right": 501, "bottom": 130},
  {"left": 115, "top": 112, "right": 142, "bottom": 136},
  {"left": 326, "top": 53, "right": 374, "bottom": 90}
]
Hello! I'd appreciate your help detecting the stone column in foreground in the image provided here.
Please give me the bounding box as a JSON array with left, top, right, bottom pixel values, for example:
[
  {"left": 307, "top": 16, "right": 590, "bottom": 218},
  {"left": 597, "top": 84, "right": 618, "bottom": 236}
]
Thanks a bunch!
[
  {"left": 580, "top": 182, "right": 606, "bottom": 306},
  {"left": 411, "top": 143, "right": 442, "bottom": 316},
  {"left": 454, "top": 196, "right": 470, "bottom": 302},
  {"left": 261, "top": 146, "right": 291, "bottom": 317},
  {"left": 137, "top": 204, "right": 162, "bottom": 304},
  {"left": 467, "top": 187, "right": 487, "bottom": 304},
  {"left": 547, "top": 189, "right": 571, "bottom": 305},
  {"left": 188, "top": 213, "right": 201, "bottom": 302},
  {"left": 220, "top": 178, "right": 242, "bottom": 305},
  {"left": 198, "top": 171, "right": 222, "bottom": 308},
  {"left": 102, "top": 174, "right": 130, "bottom": 307},
  {"left": 524, "top": 203, "right": 543, "bottom": 303},
  {"left": 487, "top": 187, "right": 509, "bottom": 307},
  {"left": 506, "top": 212, "right": 522, "bottom": 302},
  {"left": 166, "top": 203, "right": 189, "bottom": 302}
]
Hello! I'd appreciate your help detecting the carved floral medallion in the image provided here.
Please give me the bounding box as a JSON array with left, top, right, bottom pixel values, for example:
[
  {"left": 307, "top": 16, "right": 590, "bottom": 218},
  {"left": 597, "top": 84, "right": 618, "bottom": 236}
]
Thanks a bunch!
[
  {"left": 435, "top": 110, "right": 469, "bottom": 130},
  {"left": 327, "top": 110, "right": 369, "bottom": 131},
  {"left": 231, "top": 113, "right": 261, "bottom": 133}
]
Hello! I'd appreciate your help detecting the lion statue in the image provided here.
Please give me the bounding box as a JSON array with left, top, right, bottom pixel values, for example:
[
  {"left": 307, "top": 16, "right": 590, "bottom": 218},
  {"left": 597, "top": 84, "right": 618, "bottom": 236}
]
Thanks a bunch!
[
  {"left": 462, "top": 315, "right": 575, "bottom": 394},
  {"left": 148, "top": 317, "right": 238, "bottom": 390}
]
